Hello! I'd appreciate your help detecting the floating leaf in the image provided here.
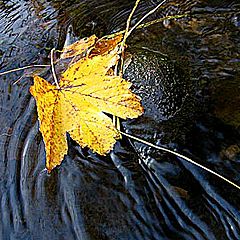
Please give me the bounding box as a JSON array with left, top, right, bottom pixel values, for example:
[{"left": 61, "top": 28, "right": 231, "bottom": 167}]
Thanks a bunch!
[{"left": 30, "top": 46, "right": 143, "bottom": 172}]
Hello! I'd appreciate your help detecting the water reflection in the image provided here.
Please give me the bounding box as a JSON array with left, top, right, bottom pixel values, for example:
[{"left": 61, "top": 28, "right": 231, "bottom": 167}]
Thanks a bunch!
[{"left": 0, "top": 0, "right": 240, "bottom": 239}]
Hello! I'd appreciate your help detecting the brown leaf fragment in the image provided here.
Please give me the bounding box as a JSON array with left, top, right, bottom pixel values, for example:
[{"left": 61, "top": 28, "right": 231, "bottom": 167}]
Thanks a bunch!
[
  {"left": 60, "top": 35, "right": 97, "bottom": 59},
  {"left": 89, "top": 34, "right": 123, "bottom": 57}
]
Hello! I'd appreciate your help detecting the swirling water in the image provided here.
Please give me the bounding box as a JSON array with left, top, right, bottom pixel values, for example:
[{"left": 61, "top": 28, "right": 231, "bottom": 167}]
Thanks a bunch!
[{"left": 0, "top": 0, "right": 240, "bottom": 239}]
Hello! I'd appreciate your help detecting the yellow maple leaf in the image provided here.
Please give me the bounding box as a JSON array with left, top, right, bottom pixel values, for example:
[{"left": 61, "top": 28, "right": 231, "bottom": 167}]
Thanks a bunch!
[{"left": 30, "top": 47, "right": 143, "bottom": 172}]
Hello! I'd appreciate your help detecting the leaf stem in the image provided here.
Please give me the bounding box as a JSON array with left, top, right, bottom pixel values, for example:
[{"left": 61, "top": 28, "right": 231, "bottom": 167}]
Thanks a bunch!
[
  {"left": 120, "top": 131, "right": 240, "bottom": 191},
  {"left": 50, "top": 48, "right": 60, "bottom": 89}
]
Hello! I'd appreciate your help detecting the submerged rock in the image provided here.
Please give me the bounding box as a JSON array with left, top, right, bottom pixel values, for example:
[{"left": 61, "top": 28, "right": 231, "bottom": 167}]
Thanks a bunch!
[{"left": 124, "top": 49, "right": 191, "bottom": 122}]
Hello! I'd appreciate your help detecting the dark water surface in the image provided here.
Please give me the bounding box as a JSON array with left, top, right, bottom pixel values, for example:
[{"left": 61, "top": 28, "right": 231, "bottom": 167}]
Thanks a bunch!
[{"left": 0, "top": 0, "right": 240, "bottom": 239}]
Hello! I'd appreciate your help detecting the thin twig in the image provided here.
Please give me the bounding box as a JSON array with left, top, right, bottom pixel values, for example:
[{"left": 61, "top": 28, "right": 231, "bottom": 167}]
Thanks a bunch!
[
  {"left": 122, "top": 0, "right": 141, "bottom": 43},
  {"left": 120, "top": 131, "right": 240, "bottom": 191},
  {"left": 50, "top": 48, "right": 60, "bottom": 89},
  {"left": 127, "top": 0, "right": 168, "bottom": 37},
  {"left": 120, "top": 0, "right": 141, "bottom": 76},
  {"left": 0, "top": 65, "right": 50, "bottom": 76},
  {"left": 106, "top": 14, "right": 187, "bottom": 39},
  {"left": 13, "top": 75, "right": 24, "bottom": 85},
  {"left": 113, "top": 64, "right": 121, "bottom": 130},
  {"left": 136, "top": 14, "right": 187, "bottom": 30}
]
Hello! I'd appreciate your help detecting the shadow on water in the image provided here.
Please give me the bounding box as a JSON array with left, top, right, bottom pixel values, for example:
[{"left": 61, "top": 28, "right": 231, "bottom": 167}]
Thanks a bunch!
[{"left": 0, "top": 0, "right": 240, "bottom": 239}]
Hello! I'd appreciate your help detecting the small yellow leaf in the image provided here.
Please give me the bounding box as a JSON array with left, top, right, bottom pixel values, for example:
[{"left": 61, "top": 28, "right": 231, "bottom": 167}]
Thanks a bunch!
[{"left": 30, "top": 45, "right": 143, "bottom": 172}]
